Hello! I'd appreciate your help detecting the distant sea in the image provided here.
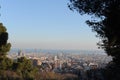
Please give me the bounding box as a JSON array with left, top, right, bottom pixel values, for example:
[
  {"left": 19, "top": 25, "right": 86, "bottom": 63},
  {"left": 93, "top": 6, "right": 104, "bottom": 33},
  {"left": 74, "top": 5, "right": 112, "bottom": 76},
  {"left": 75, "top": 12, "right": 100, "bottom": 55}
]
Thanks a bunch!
[{"left": 9, "top": 48, "right": 106, "bottom": 55}]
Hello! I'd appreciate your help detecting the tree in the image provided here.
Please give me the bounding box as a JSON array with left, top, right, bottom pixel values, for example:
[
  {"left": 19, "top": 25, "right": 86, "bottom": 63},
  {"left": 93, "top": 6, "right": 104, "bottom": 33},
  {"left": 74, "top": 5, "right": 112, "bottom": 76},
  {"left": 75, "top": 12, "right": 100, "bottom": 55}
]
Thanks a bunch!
[
  {"left": 0, "top": 23, "right": 11, "bottom": 56},
  {"left": 68, "top": 0, "right": 120, "bottom": 79},
  {"left": 0, "top": 23, "right": 14, "bottom": 79},
  {"left": 0, "top": 23, "right": 12, "bottom": 70},
  {"left": 68, "top": 0, "right": 120, "bottom": 63},
  {"left": 0, "top": 56, "right": 13, "bottom": 70},
  {"left": 13, "top": 57, "right": 38, "bottom": 80}
]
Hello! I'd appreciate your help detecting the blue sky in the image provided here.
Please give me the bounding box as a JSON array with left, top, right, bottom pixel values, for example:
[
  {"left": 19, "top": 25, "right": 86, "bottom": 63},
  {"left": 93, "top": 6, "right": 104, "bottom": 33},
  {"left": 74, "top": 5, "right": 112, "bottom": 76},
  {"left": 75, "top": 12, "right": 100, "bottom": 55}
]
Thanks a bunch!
[{"left": 0, "top": 0, "right": 100, "bottom": 50}]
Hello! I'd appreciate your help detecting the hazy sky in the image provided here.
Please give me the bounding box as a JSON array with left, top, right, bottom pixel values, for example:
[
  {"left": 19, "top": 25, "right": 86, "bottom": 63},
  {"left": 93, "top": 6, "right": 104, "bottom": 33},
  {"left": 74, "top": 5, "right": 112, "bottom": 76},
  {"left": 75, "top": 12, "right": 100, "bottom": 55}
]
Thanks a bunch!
[{"left": 0, "top": 0, "right": 100, "bottom": 50}]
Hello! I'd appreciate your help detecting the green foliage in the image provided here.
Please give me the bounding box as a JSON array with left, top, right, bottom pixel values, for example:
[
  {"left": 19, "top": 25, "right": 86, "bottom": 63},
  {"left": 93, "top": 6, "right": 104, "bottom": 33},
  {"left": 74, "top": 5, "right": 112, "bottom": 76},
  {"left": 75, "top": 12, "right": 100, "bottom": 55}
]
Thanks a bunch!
[
  {"left": 0, "top": 56, "right": 13, "bottom": 70},
  {"left": 0, "top": 23, "right": 12, "bottom": 71},
  {"left": 13, "top": 57, "right": 38, "bottom": 80},
  {"left": 0, "top": 23, "right": 7, "bottom": 33},
  {"left": 0, "top": 23, "right": 11, "bottom": 56}
]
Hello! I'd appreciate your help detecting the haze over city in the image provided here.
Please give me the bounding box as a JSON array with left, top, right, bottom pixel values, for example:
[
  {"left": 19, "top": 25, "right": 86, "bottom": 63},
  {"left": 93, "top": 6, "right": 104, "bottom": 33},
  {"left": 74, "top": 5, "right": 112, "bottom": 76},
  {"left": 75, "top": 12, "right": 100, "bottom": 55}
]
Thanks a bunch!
[{"left": 0, "top": 0, "right": 99, "bottom": 50}]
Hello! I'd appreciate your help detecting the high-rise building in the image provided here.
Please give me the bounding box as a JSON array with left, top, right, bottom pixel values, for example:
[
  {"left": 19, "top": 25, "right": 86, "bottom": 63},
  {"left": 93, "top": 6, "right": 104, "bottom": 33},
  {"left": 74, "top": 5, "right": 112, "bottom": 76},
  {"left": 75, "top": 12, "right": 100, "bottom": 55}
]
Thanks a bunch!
[
  {"left": 54, "top": 56, "right": 58, "bottom": 61},
  {"left": 18, "top": 50, "right": 22, "bottom": 56},
  {"left": 18, "top": 50, "right": 25, "bottom": 57}
]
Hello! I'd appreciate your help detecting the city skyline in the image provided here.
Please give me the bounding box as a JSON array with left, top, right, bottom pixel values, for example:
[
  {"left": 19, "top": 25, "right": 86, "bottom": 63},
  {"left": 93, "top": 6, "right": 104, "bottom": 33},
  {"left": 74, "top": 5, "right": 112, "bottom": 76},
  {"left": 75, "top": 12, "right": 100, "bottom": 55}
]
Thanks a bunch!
[{"left": 1, "top": 0, "right": 99, "bottom": 50}]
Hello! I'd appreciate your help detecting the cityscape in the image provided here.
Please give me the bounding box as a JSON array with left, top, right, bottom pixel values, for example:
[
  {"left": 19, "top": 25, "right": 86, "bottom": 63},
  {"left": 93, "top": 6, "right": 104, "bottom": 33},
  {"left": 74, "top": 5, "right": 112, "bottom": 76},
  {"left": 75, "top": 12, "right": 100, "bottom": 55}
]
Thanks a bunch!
[{"left": 7, "top": 49, "right": 112, "bottom": 79}]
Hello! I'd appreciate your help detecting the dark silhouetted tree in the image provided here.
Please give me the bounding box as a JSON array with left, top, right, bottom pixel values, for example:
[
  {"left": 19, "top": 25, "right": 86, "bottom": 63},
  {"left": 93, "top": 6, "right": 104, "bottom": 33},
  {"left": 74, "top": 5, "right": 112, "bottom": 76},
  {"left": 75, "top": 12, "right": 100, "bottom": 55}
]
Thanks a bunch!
[
  {"left": 68, "top": 0, "right": 120, "bottom": 80},
  {"left": 68, "top": 0, "right": 120, "bottom": 64}
]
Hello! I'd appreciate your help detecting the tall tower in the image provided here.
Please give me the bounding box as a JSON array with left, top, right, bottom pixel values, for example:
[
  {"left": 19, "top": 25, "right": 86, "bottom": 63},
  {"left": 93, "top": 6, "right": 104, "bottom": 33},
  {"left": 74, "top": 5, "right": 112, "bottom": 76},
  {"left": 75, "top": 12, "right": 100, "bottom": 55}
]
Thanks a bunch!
[
  {"left": 18, "top": 50, "right": 22, "bottom": 56},
  {"left": 54, "top": 56, "right": 58, "bottom": 61},
  {"left": 60, "top": 61, "right": 63, "bottom": 69}
]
